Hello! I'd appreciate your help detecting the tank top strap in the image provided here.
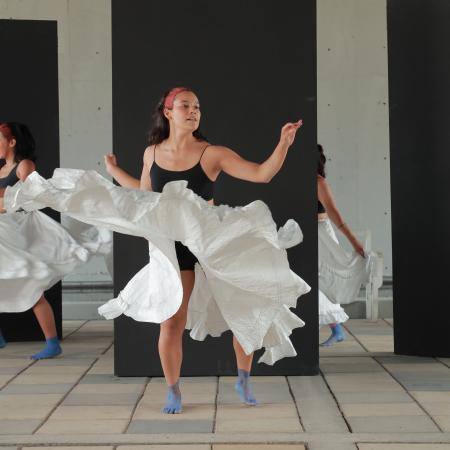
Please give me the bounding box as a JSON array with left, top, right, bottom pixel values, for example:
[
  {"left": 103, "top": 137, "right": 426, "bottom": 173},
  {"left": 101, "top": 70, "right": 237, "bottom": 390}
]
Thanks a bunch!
[{"left": 199, "top": 144, "right": 210, "bottom": 163}]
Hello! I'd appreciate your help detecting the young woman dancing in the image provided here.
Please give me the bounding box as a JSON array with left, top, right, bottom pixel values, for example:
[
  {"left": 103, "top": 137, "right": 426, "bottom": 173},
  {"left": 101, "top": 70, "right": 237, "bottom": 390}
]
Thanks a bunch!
[
  {"left": 317, "top": 144, "right": 367, "bottom": 346},
  {"left": 5, "top": 89, "right": 311, "bottom": 414}
]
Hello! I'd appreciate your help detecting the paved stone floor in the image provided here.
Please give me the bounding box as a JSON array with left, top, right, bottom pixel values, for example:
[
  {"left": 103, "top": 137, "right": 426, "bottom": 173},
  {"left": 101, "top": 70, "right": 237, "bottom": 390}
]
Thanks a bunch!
[{"left": 0, "top": 319, "right": 449, "bottom": 449}]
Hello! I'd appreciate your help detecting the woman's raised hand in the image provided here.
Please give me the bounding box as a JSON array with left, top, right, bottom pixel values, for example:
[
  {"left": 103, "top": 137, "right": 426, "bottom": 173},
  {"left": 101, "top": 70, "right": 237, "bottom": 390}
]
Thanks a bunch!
[
  {"left": 280, "top": 120, "right": 303, "bottom": 147},
  {"left": 104, "top": 153, "right": 118, "bottom": 175}
]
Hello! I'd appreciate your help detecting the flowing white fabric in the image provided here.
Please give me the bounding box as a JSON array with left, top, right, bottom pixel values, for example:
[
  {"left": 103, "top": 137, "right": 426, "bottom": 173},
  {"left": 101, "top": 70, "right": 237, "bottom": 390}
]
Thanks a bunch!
[
  {"left": 0, "top": 210, "right": 111, "bottom": 313},
  {"left": 319, "top": 290, "right": 349, "bottom": 326},
  {"left": 5, "top": 169, "right": 311, "bottom": 364},
  {"left": 319, "top": 218, "right": 371, "bottom": 308}
]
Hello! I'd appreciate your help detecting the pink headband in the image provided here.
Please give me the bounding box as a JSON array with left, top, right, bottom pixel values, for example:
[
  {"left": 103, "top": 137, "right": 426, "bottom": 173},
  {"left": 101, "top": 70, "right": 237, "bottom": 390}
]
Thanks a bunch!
[{"left": 163, "top": 87, "right": 189, "bottom": 109}]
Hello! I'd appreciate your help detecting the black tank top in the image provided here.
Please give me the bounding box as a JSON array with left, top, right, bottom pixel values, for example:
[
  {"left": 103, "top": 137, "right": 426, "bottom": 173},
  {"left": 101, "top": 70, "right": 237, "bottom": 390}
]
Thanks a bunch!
[
  {"left": 0, "top": 162, "right": 19, "bottom": 188},
  {"left": 318, "top": 200, "right": 326, "bottom": 213},
  {"left": 150, "top": 144, "right": 214, "bottom": 201}
]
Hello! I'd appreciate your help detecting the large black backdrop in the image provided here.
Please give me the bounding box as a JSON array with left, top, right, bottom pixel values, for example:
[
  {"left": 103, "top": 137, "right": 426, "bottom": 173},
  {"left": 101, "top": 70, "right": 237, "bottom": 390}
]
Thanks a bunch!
[
  {"left": 388, "top": 0, "right": 450, "bottom": 357},
  {"left": 0, "top": 20, "right": 61, "bottom": 341},
  {"left": 112, "top": 0, "right": 317, "bottom": 375}
]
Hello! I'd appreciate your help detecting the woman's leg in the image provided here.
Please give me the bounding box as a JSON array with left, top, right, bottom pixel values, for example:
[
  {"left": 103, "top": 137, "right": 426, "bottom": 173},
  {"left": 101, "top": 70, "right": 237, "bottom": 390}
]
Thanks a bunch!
[
  {"left": 31, "top": 295, "right": 62, "bottom": 359},
  {"left": 158, "top": 270, "right": 195, "bottom": 414},
  {"left": 233, "top": 335, "right": 257, "bottom": 405},
  {"left": 320, "top": 323, "right": 346, "bottom": 347}
]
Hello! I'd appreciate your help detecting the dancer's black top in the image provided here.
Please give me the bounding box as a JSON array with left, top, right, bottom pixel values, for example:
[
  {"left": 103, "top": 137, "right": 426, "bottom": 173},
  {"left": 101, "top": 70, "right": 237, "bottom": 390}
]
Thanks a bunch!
[
  {"left": 0, "top": 163, "right": 19, "bottom": 188},
  {"left": 318, "top": 200, "right": 326, "bottom": 213},
  {"left": 150, "top": 144, "right": 214, "bottom": 201}
]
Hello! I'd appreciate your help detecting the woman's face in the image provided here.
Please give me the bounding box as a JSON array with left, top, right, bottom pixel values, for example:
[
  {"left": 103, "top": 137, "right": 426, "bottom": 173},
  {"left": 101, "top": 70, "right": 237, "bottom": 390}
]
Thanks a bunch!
[
  {"left": 0, "top": 131, "right": 14, "bottom": 159},
  {"left": 166, "top": 91, "right": 201, "bottom": 132}
]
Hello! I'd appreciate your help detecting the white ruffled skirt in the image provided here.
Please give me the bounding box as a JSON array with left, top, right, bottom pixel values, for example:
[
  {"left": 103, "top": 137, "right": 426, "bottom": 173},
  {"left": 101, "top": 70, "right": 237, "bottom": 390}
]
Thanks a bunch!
[
  {"left": 0, "top": 210, "right": 111, "bottom": 313},
  {"left": 5, "top": 169, "right": 311, "bottom": 364},
  {"left": 318, "top": 218, "right": 371, "bottom": 325}
]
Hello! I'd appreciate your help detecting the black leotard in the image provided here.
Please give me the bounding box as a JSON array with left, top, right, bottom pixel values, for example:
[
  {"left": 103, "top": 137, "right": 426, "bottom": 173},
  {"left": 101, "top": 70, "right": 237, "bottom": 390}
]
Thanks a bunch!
[
  {"left": 150, "top": 144, "right": 214, "bottom": 201},
  {"left": 0, "top": 162, "right": 19, "bottom": 188},
  {"left": 149, "top": 144, "right": 214, "bottom": 270},
  {"left": 318, "top": 200, "right": 326, "bottom": 213}
]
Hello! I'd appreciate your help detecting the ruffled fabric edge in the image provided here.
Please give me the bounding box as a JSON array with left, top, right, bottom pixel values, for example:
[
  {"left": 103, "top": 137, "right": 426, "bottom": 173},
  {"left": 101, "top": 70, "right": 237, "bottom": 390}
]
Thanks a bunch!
[
  {"left": 6, "top": 169, "right": 311, "bottom": 363},
  {"left": 319, "top": 308, "right": 349, "bottom": 326}
]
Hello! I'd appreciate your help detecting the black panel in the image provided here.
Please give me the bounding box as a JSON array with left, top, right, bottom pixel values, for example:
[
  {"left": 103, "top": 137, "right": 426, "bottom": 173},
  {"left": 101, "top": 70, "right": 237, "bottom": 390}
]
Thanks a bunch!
[
  {"left": 0, "top": 20, "right": 61, "bottom": 341},
  {"left": 388, "top": 0, "right": 450, "bottom": 356},
  {"left": 113, "top": 0, "right": 318, "bottom": 375}
]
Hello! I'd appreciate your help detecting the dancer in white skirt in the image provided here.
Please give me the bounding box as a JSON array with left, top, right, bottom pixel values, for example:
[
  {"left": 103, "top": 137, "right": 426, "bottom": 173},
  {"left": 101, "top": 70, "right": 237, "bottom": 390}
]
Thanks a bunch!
[
  {"left": 5, "top": 87, "right": 311, "bottom": 413},
  {"left": 317, "top": 144, "right": 368, "bottom": 346},
  {"left": 0, "top": 122, "right": 110, "bottom": 358}
]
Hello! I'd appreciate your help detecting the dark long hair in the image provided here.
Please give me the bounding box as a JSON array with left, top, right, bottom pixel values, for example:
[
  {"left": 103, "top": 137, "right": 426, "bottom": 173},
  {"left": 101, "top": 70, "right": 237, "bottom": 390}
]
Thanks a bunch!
[
  {"left": 147, "top": 88, "right": 207, "bottom": 145},
  {"left": 317, "top": 144, "right": 326, "bottom": 177},
  {"left": 0, "top": 122, "right": 36, "bottom": 163}
]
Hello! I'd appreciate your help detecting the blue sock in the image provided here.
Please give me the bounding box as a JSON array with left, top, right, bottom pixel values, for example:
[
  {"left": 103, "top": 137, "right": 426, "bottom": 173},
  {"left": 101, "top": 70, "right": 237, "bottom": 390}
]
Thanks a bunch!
[
  {"left": 0, "top": 330, "right": 6, "bottom": 349},
  {"left": 320, "top": 324, "right": 346, "bottom": 347},
  {"left": 333, "top": 324, "right": 345, "bottom": 341},
  {"left": 235, "top": 368, "right": 257, "bottom": 406},
  {"left": 31, "top": 336, "right": 62, "bottom": 360},
  {"left": 162, "top": 381, "right": 182, "bottom": 414}
]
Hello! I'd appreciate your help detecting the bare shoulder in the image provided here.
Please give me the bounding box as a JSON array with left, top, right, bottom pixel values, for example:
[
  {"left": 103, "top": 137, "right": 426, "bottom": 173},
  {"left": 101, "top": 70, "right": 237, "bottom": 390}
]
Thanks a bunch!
[
  {"left": 205, "top": 144, "right": 235, "bottom": 161},
  {"left": 143, "top": 145, "right": 155, "bottom": 165},
  {"left": 317, "top": 174, "right": 328, "bottom": 188},
  {"left": 17, "top": 159, "right": 35, "bottom": 176}
]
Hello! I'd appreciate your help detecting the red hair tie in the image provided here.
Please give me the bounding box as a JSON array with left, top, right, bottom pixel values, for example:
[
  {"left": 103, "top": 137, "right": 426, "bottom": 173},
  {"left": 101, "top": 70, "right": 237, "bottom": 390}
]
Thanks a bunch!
[{"left": 163, "top": 87, "right": 189, "bottom": 109}]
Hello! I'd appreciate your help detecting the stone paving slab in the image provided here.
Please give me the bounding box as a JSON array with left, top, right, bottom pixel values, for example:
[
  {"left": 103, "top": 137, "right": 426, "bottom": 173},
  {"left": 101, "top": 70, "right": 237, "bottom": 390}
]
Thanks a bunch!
[
  {"left": 308, "top": 444, "right": 357, "bottom": 450},
  {"left": 71, "top": 383, "right": 144, "bottom": 394},
  {"left": 215, "top": 403, "right": 302, "bottom": 433},
  {"left": 376, "top": 356, "right": 437, "bottom": 364},
  {"left": 49, "top": 404, "right": 135, "bottom": 420},
  {"left": 214, "top": 446, "right": 306, "bottom": 450},
  {"left": 118, "top": 446, "right": 210, "bottom": 450},
  {"left": 0, "top": 419, "right": 41, "bottom": 435},
  {"left": 62, "top": 392, "right": 142, "bottom": 406},
  {"left": 26, "top": 447, "right": 113, "bottom": 450},
  {"left": 32, "top": 357, "right": 97, "bottom": 366},
  {"left": 347, "top": 415, "right": 439, "bottom": 432},
  {"left": 320, "top": 356, "right": 384, "bottom": 373},
  {"left": 127, "top": 419, "right": 214, "bottom": 434},
  {"left": 288, "top": 375, "right": 348, "bottom": 432},
  {"left": 341, "top": 402, "right": 425, "bottom": 417},
  {"left": 324, "top": 372, "right": 404, "bottom": 393},
  {"left": 80, "top": 374, "right": 148, "bottom": 384},
  {"left": 36, "top": 418, "right": 129, "bottom": 434},
  {"left": 358, "top": 445, "right": 450, "bottom": 450},
  {"left": 333, "top": 391, "right": 413, "bottom": 404},
  {"left": 0, "top": 383, "right": 73, "bottom": 395},
  {"left": 435, "top": 415, "right": 450, "bottom": 431},
  {"left": 9, "top": 373, "right": 82, "bottom": 385}
]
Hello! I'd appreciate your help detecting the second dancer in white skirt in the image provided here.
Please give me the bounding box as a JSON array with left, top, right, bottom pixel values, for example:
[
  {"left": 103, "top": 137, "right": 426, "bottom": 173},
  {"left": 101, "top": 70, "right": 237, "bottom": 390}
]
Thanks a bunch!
[{"left": 317, "top": 144, "right": 371, "bottom": 346}]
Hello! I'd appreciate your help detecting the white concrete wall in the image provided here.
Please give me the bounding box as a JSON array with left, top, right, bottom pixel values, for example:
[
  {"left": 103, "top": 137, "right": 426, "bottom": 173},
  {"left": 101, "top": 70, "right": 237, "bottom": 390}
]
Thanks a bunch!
[
  {"left": 317, "top": 0, "right": 392, "bottom": 276},
  {"left": 0, "top": 0, "right": 112, "bottom": 284}
]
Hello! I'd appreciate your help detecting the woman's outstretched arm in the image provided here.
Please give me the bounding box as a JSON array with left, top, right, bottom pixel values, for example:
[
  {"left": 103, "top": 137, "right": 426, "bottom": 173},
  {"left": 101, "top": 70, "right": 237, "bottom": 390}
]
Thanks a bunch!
[
  {"left": 216, "top": 120, "right": 303, "bottom": 183},
  {"left": 318, "top": 175, "right": 365, "bottom": 257}
]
